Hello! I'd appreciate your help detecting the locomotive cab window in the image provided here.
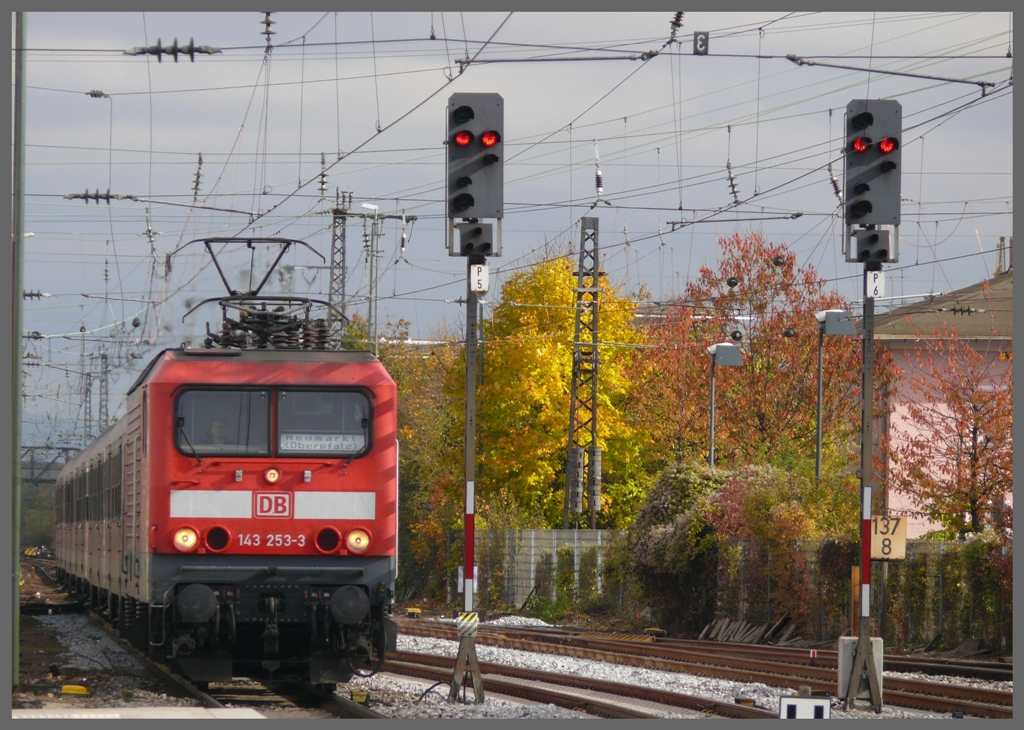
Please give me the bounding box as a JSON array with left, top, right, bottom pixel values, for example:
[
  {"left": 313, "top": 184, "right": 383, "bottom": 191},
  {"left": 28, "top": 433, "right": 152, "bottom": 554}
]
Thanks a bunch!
[
  {"left": 176, "top": 389, "right": 270, "bottom": 455},
  {"left": 277, "top": 390, "right": 370, "bottom": 456}
]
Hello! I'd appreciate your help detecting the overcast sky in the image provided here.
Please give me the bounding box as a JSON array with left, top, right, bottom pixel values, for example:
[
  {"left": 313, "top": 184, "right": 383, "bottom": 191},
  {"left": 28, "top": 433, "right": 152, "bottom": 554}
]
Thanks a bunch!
[{"left": 13, "top": 11, "right": 1013, "bottom": 446}]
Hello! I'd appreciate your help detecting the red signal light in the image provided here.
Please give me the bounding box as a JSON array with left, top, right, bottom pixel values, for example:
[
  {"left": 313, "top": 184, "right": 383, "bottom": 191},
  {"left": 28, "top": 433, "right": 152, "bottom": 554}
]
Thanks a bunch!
[
  {"left": 454, "top": 130, "right": 473, "bottom": 147},
  {"left": 878, "top": 136, "right": 898, "bottom": 154},
  {"left": 480, "top": 130, "right": 500, "bottom": 148},
  {"left": 851, "top": 137, "right": 870, "bottom": 153}
]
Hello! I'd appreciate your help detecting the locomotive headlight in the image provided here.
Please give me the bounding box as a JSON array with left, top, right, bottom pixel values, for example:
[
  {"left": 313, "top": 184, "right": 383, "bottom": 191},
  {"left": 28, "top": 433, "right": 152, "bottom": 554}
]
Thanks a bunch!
[
  {"left": 264, "top": 467, "right": 281, "bottom": 484},
  {"left": 346, "top": 529, "right": 370, "bottom": 553},
  {"left": 173, "top": 527, "right": 199, "bottom": 552}
]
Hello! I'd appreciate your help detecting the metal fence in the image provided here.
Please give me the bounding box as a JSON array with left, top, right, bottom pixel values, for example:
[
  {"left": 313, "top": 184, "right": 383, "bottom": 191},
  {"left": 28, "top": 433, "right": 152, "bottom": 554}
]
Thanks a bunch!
[
  {"left": 449, "top": 529, "right": 627, "bottom": 610},
  {"left": 446, "top": 530, "right": 1010, "bottom": 651},
  {"left": 715, "top": 538, "right": 1011, "bottom": 650}
]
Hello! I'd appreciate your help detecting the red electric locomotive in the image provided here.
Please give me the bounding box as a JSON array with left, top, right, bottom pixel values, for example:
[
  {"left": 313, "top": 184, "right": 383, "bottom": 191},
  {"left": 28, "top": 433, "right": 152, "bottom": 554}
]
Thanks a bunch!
[{"left": 53, "top": 238, "right": 398, "bottom": 689}]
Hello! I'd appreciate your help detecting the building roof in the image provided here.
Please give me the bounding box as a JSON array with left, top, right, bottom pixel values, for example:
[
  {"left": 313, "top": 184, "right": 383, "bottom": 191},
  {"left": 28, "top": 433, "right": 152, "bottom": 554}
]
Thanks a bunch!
[{"left": 869, "top": 270, "right": 1012, "bottom": 342}]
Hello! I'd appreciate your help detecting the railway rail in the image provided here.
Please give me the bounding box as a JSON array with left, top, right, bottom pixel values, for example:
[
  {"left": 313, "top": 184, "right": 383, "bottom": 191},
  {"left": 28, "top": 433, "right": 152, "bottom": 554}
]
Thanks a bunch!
[
  {"left": 20, "top": 557, "right": 84, "bottom": 614},
  {"left": 19, "top": 558, "right": 1011, "bottom": 718},
  {"left": 631, "top": 634, "right": 1012, "bottom": 682},
  {"left": 21, "top": 556, "right": 384, "bottom": 719},
  {"left": 395, "top": 618, "right": 1012, "bottom": 719},
  {"left": 92, "top": 599, "right": 384, "bottom": 719},
  {"left": 204, "top": 680, "right": 384, "bottom": 719},
  {"left": 493, "top": 621, "right": 1011, "bottom": 681},
  {"left": 385, "top": 650, "right": 776, "bottom": 718}
]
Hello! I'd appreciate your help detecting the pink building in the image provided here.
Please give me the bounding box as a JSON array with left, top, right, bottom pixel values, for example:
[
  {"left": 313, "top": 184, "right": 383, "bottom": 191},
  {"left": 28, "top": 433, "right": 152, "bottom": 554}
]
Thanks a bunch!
[{"left": 874, "top": 271, "right": 1012, "bottom": 538}]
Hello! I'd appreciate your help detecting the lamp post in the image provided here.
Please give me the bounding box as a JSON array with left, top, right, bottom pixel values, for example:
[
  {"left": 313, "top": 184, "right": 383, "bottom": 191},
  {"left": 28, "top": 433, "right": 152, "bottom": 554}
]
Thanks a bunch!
[
  {"left": 707, "top": 342, "right": 742, "bottom": 468},
  {"left": 814, "top": 310, "right": 857, "bottom": 483}
]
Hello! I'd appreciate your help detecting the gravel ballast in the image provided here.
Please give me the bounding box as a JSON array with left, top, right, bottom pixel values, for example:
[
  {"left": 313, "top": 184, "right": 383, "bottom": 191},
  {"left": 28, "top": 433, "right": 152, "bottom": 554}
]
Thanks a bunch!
[
  {"left": 380, "top": 616, "right": 1010, "bottom": 720},
  {"left": 16, "top": 612, "right": 1008, "bottom": 719}
]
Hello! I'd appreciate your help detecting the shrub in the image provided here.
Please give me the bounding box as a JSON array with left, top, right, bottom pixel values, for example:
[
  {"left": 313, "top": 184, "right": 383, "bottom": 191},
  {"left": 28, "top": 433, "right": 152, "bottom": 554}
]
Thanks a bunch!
[{"left": 628, "top": 461, "right": 724, "bottom": 634}]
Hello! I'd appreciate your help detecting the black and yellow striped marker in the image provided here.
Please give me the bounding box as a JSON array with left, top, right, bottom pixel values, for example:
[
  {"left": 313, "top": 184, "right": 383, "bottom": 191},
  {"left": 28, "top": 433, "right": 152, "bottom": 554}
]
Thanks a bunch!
[{"left": 456, "top": 611, "right": 478, "bottom": 637}]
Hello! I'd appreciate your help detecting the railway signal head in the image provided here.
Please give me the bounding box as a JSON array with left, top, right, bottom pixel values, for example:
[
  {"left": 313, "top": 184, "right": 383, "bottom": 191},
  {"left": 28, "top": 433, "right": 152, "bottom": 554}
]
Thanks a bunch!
[
  {"left": 854, "top": 228, "right": 891, "bottom": 263},
  {"left": 447, "top": 92, "right": 504, "bottom": 222},
  {"left": 844, "top": 99, "right": 901, "bottom": 229},
  {"left": 452, "top": 222, "right": 498, "bottom": 257}
]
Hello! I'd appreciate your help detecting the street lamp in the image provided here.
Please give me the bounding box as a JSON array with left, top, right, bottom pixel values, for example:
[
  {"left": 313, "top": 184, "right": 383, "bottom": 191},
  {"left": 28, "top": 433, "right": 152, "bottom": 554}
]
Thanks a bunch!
[
  {"left": 707, "top": 342, "right": 742, "bottom": 468},
  {"left": 814, "top": 310, "right": 857, "bottom": 483}
]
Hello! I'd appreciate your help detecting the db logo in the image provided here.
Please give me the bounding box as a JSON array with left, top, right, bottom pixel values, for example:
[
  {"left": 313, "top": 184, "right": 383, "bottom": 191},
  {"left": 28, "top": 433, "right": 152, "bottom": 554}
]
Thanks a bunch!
[{"left": 255, "top": 492, "right": 292, "bottom": 518}]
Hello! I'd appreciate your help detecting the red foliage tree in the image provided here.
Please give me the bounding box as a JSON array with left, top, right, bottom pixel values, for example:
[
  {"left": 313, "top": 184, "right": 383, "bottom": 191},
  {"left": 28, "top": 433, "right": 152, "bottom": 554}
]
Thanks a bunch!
[
  {"left": 629, "top": 232, "right": 867, "bottom": 475},
  {"left": 888, "top": 328, "right": 1012, "bottom": 537}
]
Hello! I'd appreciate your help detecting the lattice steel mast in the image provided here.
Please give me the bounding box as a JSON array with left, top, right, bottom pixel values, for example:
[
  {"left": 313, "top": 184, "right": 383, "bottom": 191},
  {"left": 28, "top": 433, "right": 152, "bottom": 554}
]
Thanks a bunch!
[
  {"left": 98, "top": 352, "right": 109, "bottom": 432},
  {"left": 563, "top": 217, "right": 602, "bottom": 529},
  {"left": 328, "top": 190, "right": 353, "bottom": 326}
]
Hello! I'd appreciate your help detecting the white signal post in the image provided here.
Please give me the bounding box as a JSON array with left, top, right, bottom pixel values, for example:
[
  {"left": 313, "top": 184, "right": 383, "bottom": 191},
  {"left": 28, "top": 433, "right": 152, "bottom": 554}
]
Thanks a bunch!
[
  {"left": 446, "top": 92, "right": 501, "bottom": 703},
  {"left": 843, "top": 98, "right": 902, "bottom": 713},
  {"left": 843, "top": 281, "right": 883, "bottom": 712},
  {"left": 449, "top": 256, "right": 485, "bottom": 704}
]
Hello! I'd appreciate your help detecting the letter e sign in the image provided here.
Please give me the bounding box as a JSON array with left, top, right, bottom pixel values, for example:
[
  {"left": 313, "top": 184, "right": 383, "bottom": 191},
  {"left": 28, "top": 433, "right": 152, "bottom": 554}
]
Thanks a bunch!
[{"left": 693, "top": 32, "right": 709, "bottom": 55}]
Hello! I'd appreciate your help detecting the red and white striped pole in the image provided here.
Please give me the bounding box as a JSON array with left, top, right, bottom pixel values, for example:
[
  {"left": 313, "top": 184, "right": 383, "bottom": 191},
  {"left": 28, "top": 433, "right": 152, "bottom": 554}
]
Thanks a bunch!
[
  {"left": 449, "top": 256, "right": 485, "bottom": 704},
  {"left": 463, "top": 258, "right": 479, "bottom": 612},
  {"left": 859, "top": 289, "right": 875, "bottom": 633},
  {"left": 464, "top": 481, "right": 474, "bottom": 612},
  {"left": 860, "top": 484, "right": 872, "bottom": 625}
]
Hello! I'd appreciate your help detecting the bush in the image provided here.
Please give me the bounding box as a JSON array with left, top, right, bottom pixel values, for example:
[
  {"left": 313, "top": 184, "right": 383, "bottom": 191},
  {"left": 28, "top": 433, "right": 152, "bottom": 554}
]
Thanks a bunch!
[
  {"left": 628, "top": 461, "right": 724, "bottom": 634},
  {"left": 628, "top": 461, "right": 858, "bottom": 636}
]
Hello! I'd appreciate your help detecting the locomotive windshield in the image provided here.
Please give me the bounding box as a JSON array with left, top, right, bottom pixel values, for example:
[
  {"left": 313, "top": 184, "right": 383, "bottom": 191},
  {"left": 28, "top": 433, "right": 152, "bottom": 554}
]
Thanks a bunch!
[
  {"left": 277, "top": 390, "right": 370, "bottom": 456},
  {"left": 176, "top": 390, "right": 271, "bottom": 455}
]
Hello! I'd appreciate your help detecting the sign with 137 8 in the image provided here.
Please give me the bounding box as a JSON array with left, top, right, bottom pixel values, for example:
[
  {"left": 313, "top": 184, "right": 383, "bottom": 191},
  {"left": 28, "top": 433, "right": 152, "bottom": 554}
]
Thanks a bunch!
[{"left": 871, "top": 514, "right": 907, "bottom": 560}]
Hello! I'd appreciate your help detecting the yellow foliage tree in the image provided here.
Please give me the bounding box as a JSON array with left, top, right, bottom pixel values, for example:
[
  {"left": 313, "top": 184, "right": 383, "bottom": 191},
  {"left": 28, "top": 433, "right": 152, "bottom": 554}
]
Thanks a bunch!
[
  {"left": 376, "top": 319, "right": 465, "bottom": 599},
  {"left": 473, "top": 254, "right": 648, "bottom": 528}
]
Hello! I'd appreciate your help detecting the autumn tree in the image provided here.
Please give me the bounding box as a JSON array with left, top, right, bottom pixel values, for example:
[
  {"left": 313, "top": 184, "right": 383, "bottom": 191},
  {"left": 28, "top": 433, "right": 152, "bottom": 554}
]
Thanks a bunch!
[
  {"left": 376, "top": 319, "right": 465, "bottom": 600},
  {"left": 629, "top": 232, "right": 869, "bottom": 477},
  {"left": 474, "top": 253, "right": 648, "bottom": 528},
  {"left": 888, "top": 328, "right": 1012, "bottom": 538},
  {"left": 707, "top": 464, "right": 859, "bottom": 625}
]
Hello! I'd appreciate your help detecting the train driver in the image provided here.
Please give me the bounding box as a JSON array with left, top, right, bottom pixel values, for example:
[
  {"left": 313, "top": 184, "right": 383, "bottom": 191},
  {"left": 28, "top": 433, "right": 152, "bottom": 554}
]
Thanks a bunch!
[{"left": 202, "top": 418, "right": 234, "bottom": 446}]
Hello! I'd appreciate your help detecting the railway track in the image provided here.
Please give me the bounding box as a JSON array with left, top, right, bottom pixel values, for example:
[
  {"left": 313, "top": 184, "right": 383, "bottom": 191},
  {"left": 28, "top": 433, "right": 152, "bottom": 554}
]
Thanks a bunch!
[
  {"left": 91, "top": 605, "right": 385, "bottom": 718},
  {"left": 19, "top": 558, "right": 85, "bottom": 614},
  {"left": 21, "top": 558, "right": 1009, "bottom": 718},
  {"left": 20, "top": 556, "right": 384, "bottom": 719},
  {"left": 87, "top": 606, "right": 384, "bottom": 718},
  {"left": 384, "top": 650, "right": 776, "bottom": 718},
  {"left": 493, "top": 621, "right": 1011, "bottom": 681},
  {"left": 396, "top": 619, "right": 1012, "bottom": 718},
  {"left": 640, "top": 635, "right": 1013, "bottom": 682},
  {"left": 204, "top": 680, "right": 384, "bottom": 719}
]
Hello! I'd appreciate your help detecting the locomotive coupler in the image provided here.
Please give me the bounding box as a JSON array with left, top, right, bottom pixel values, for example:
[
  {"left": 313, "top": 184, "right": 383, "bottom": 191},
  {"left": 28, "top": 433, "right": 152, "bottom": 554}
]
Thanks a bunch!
[
  {"left": 261, "top": 596, "right": 282, "bottom": 654},
  {"left": 225, "top": 598, "right": 237, "bottom": 643},
  {"left": 375, "top": 581, "right": 394, "bottom": 606},
  {"left": 352, "top": 635, "right": 372, "bottom": 659},
  {"left": 304, "top": 590, "right": 332, "bottom": 645},
  {"left": 170, "top": 633, "right": 197, "bottom": 659}
]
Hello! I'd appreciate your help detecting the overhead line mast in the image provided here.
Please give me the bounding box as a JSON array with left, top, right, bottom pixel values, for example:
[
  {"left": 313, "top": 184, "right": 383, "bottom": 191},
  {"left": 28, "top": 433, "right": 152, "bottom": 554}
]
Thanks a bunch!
[
  {"left": 563, "top": 218, "right": 603, "bottom": 529},
  {"left": 328, "top": 190, "right": 353, "bottom": 327}
]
